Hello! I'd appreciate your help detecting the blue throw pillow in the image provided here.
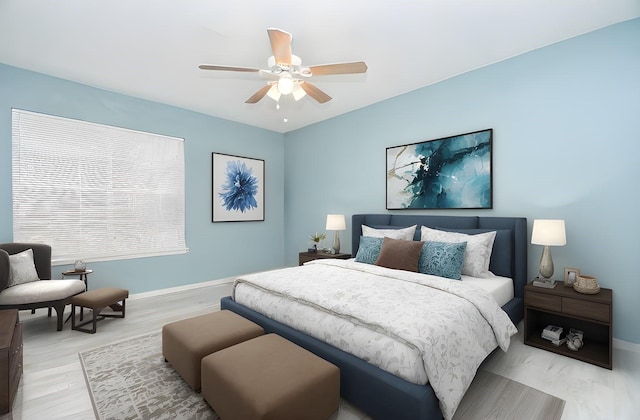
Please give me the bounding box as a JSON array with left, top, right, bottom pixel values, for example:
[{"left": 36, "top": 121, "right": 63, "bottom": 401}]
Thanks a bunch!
[
  {"left": 354, "top": 236, "right": 384, "bottom": 264},
  {"left": 435, "top": 228, "right": 512, "bottom": 277},
  {"left": 418, "top": 241, "right": 467, "bottom": 280}
]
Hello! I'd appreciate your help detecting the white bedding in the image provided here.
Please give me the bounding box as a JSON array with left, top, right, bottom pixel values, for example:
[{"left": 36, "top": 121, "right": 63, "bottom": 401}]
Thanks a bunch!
[
  {"left": 461, "top": 274, "right": 514, "bottom": 307},
  {"left": 233, "top": 259, "right": 517, "bottom": 420},
  {"left": 341, "top": 257, "right": 515, "bottom": 307}
]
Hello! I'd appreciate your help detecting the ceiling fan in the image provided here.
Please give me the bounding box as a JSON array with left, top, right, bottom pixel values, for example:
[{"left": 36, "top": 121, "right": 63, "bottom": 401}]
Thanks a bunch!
[{"left": 199, "top": 28, "right": 368, "bottom": 104}]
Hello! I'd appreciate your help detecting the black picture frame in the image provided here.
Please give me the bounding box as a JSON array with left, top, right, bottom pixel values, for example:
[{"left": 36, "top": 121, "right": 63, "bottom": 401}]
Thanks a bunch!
[{"left": 386, "top": 129, "right": 493, "bottom": 209}]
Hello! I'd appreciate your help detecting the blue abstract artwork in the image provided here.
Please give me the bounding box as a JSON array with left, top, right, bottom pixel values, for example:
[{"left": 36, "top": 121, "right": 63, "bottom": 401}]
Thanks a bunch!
[
  {"left": 386, "top": 129, "right": 492, "bottom": 209},
  {"left": 212, "top": 153, "right": 264, "bottom": 222},
  {"left": 220, "top": 160, "right": 259, "bottom": 212}
]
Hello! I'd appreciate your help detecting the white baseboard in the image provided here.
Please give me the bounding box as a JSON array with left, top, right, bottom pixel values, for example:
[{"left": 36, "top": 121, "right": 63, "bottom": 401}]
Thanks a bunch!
[
  {"left": 126, "top": 267, "right": 286, "bottom": 301},
  {"left": 128, "top": 277, "right": 235, "bottom": 301},
  {"left": 613, "top": 338, "right": 640, "bottom": 353}
]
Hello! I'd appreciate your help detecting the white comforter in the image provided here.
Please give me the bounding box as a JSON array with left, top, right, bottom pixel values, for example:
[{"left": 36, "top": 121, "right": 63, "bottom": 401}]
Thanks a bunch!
[{"left": 233, "top": 259, "right": 517, "bottom": 420}]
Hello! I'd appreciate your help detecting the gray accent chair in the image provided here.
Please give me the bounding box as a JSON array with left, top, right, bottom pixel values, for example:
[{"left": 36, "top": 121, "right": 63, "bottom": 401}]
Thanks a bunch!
[{"left": 0, "top": 243, "right": 86, "bottom": 331}]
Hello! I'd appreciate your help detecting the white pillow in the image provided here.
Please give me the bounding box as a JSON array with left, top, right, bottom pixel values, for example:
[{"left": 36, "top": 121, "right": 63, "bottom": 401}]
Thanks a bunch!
[
  {"left": 420, "top": 226, "right": 497, "bottom": 278},
  {"left": 8, "top": 249, "right": 40, "bottom": 287},
  {"left": 362, "top": 224, "right": 417, "bottom": 241}
]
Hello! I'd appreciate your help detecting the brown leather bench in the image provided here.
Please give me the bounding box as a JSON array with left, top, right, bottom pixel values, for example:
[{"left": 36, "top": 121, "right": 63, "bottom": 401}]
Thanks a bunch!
[
  {"left": 70, "top": 287, "right": 129, "bottom": 333},
  {"left": 201, "top": 333, "right": 340, "bottom": 420},
  {"left": 162, "top": 310, "right": 264, "bottom": 391}
]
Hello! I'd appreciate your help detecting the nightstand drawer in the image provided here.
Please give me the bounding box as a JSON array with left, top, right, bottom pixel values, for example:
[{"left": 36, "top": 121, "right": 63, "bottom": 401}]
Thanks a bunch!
[
  {"left": 563, "top": 298, "right": 610, "bottom": 323},
  {"left": 525, "top": 291, "right": 561, "bottom": 312}
]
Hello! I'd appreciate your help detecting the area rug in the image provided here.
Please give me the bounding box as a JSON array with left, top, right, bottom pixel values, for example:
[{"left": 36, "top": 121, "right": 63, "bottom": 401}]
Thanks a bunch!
[
  {"left": 79, "top": 332, "right": 219, "bottom": 420},
  {"left": 80, "top": 332, "right": 564, "bottom": 420}
]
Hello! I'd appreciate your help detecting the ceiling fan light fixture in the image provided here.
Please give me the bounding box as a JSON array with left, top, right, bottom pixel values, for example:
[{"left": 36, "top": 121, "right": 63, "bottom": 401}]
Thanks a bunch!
[
  {"left": 292, "top": 83, "right": 306, "bottom": 101},
  {"left": 267, "top": 84, "right": 281, "bottom": 102},
  {"left": 277, "top": 74, "right": 294, "bottom": 95}
]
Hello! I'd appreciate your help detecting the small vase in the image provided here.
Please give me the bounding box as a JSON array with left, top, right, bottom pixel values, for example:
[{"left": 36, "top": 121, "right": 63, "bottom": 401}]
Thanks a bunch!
[{"left": 74, "top": 260, "right": 86, "bottom": 272}]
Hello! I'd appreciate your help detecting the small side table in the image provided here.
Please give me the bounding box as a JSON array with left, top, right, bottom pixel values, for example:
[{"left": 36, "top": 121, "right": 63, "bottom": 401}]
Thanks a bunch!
[
  {"left": 299, "top": 251, "right": 351, "bottom": 266},
  {"left": 62, "top": 269, "right": 92, "bottom": 291},
  {"left": 62, "top": 270, "right": 93, "bottom": 323}
]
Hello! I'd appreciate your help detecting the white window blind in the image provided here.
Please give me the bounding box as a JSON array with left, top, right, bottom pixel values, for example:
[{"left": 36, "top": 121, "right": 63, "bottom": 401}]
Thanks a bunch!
[{"left": 12, "top": 109, "right": 187, "bottom": 264}]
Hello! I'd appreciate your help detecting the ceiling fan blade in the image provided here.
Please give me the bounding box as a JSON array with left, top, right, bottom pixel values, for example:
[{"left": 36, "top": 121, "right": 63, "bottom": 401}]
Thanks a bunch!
[
  {"left": 308, "top": 62, "right": 368, "bottom": 76},
  {"left": 300, "top": 81, "right": 332, "bottom": 103},
  {"left": 245, "top": 84, "right": 272, "bottom": 104},
  {"left": 267, "top": 28, "right": 292, "bottom": 67},
  {"left": 199, "top": 64, "right": 260, "bottom": 73}
]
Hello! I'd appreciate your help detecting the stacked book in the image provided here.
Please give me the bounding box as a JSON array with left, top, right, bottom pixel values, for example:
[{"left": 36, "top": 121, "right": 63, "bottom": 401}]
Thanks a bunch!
[{"left": 541, "top": 325, "right": 566, "bottom": 346}]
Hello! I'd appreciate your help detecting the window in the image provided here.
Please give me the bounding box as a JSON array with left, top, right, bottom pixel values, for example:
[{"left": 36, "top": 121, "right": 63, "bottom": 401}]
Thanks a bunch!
[{"left": 12, "top": 109, "right": 187, "bottom": 264}]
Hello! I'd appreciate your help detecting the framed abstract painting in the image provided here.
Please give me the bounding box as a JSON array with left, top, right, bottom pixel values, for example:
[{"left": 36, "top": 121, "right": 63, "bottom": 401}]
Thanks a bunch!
[
  {"left": 212, "top": 153, "right": 265, "bottom": 222},
  {"left": 386, "top": 129, "right": 493, "bottom": 210}
]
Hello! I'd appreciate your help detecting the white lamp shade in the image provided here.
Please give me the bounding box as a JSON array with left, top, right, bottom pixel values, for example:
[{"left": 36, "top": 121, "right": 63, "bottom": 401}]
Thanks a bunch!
[
  {"left": 531, "top": 219, "right": 566, "bottom": 246},
  {"left": 326, "top": 214, "right": 346, "bottom": 231}
]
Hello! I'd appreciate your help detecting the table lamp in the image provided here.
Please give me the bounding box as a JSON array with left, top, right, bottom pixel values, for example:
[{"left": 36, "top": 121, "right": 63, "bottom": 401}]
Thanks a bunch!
[
  {"left": 325, "top": 214, "right": 346, "bottom": 254},
  {"left": 531, "top": 219, "right": 566, "bottom": 281}
]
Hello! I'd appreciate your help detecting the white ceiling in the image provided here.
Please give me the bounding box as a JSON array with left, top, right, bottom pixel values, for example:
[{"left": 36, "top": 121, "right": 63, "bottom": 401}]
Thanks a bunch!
[{"left": 1, "top": 1, "right": 639, "bottom": 133}]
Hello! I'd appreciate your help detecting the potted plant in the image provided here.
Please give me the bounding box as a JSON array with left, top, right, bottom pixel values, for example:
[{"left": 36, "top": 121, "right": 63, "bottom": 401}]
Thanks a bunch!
[{"left": 309, "top": 232, "right": 326, "bottom": 252}]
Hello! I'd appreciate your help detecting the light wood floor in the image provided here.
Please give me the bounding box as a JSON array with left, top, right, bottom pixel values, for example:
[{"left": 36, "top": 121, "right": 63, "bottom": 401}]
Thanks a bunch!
[
  {"left": 3, "top": 280, "right": 234, "bottom": 420},
  {"left": 2, "top": 280, "right": 639, "bottom": 419}
]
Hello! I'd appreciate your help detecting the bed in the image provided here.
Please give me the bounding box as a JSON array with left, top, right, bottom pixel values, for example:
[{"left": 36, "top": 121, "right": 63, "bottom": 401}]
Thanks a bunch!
[{"left": 221, "top": 214, "right": 527, "bottom": 420}]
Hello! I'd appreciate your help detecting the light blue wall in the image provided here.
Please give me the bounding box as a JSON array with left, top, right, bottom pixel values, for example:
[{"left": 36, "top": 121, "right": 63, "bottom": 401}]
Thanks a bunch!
[
  {"left": 284, "top": 19, "right": 640, "bottom": 343},
  {"left": 2, "top": 19, "right": 638, "bottom": 343},
  {"left": 0, "top": 63, "right": 285, "bottom": 294}
]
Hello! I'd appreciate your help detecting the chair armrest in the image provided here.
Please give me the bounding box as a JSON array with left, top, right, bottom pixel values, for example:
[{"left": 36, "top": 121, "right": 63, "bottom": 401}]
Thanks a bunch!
[{"left": 0, "top": 249, "right": 9, "bottom": 291}]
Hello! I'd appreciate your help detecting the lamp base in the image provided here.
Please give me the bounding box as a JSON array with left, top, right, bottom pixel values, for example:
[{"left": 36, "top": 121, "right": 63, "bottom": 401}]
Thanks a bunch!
[
  {"left": 332, "top": 231, "right": 341, "bottom": 254},
  {"left": 538, "top": 245, "right": 555, "bottom": 279},
  {"left": 532, "top": 278, "right": 557, "bottom": 289}
]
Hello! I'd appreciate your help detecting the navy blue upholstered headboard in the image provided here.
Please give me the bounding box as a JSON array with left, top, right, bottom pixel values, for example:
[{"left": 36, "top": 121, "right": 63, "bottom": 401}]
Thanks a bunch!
[{"left": 351, "top": 214, "right": 528, "bottom": 305}]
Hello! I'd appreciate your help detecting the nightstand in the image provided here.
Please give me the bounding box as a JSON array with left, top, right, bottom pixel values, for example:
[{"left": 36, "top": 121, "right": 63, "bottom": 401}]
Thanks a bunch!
[
  {"left": 298, "top": 251, "right": 351, "bottom": 266},
  {"left": 524, "top": 282, "right": 612, "bottom": 369}
]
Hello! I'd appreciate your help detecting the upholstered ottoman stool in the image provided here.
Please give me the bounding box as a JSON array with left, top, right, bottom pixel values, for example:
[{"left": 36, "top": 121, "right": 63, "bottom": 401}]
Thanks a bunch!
[
  {"left": 70, "top": 287, "right": 129, "bottom": 334},
  {"left": 201, "top": 333, "right": 340, "bottom": 420},
  {"left": 162, "top": 310, "right": 264, "bottom": 391}
]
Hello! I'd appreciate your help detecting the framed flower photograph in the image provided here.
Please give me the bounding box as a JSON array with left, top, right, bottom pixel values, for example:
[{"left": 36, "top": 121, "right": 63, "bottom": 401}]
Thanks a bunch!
[
  {"left": 212, "top": 153, "right": 265, "bottom": 222},
  {"left": 386, "top": 129, "right": 493, "bottom": 209}
]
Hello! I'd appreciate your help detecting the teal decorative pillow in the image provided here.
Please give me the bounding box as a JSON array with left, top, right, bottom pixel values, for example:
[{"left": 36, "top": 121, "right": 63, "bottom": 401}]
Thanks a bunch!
[
  {"left": 354, "top": 236, "right": 384, "bottom": 264},
  {"left": 421, "top": 226, "right": 496, "bottom": 278},
  {"left": 418, "top": 241, "right": 467, "bottom": 280}
]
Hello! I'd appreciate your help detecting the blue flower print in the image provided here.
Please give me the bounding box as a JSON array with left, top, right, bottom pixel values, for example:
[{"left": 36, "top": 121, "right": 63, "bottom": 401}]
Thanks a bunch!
[{"left": 219, "top": 160, "right": 259, "bottom": 212}]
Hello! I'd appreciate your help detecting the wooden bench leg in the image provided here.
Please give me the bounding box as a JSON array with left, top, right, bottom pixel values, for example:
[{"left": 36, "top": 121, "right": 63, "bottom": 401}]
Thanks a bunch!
[
  {"left": 71, "top": 298, "right": 126, "bottom": 334},
  {"left": 72, "top": 305, "right": 100, "bottom": 334}
]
